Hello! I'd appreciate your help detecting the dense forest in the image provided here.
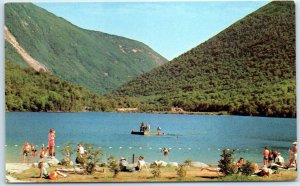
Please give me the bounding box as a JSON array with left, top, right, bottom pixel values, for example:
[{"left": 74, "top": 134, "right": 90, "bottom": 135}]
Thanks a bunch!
[
  {"left": 6, "top": 62, "right": 117, "bottom": 112},
  {"left": 5, "top": 3, "right": 167, "bottom": 94},
  {"left": 112, "top": 1, "right": 296, "bottom": 117}
]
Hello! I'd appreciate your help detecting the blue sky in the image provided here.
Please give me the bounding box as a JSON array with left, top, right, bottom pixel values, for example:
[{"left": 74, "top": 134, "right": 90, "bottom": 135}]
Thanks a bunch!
[{"left": 36, "top": 1, "right": 269, "bottom": 60}]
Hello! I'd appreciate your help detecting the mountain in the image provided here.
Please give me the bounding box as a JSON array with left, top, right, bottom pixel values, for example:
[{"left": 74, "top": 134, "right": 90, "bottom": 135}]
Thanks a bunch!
[
  {"left": 5, "top": 3, "right": 168, "bottom": 94},
  {"left": 112, "top": 1, "right": 296, "bottom": 117}
]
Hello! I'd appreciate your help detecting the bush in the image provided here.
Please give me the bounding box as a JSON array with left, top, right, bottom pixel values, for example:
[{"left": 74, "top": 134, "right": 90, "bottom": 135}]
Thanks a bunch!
[
  {"left": 107, "top": 155, "right": 120, "bottom": 178},
  {"left": 241, "top": 161, "right": 255, "bottom": 176},
  {"left": 184, "top": 159, "right": 192, "bottom": 166},
  {"left": 151, "top": 165, "right": 161, "bottom": 178},
  {"left": 176, "top": 164, "right": 187, "bottom": 178},
  {"left": 75, "top": 143, "right": 103, "bottom": 174},
  {"left": 218, "top": 149, "right": 237, "bottom": 176}
]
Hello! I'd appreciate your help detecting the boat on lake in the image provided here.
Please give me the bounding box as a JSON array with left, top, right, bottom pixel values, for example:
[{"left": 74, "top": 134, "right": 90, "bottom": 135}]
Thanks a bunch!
[{"left": 131, "top": 130, "right": 163, "bottom": 135}]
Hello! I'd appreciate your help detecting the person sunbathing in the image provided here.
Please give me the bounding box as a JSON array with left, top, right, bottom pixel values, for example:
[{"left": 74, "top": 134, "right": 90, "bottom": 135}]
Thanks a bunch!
[
  {"left": 135, "top": 156, "right": 146, "bottom": 171},
  {"left": 119, "top": 157, "right": 135, "bottom": 172}
]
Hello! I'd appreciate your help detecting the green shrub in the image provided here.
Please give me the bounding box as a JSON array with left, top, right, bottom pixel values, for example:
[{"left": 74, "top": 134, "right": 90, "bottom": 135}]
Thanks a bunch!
[
  {"left": 151, "top": 165, "right": 161, "bottom": 178},
  {"left": 184, "top": 159, "right": 192, "bottom": 166},
  {"left": 176, "top": 164, "right": 187, "bottom": 178},
  {"left": 241, "top": 161, "right": 255, "bottom": 176},
  {"left": 107, "top": 155, "right": 120, "bottom": 178},
  {"left": 218, "top": 149, "right": 237, "bottom": 176}
]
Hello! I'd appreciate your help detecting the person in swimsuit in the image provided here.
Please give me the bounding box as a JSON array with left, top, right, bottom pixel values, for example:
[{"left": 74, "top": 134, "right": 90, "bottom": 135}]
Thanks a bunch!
[
  {"left": 48, "top": 128, "right": 56, "bottom": 158},
  {"left": 135, "top": 156, "right": 146, "bottom": 171},
  {"left": 31, "top": 144, "right": 37, "bottom": 157},
  {"left": 22, "top": 142, "right": 31, "bottom": 163},
  {"left": 262, "top": 146, "right": 269, "bottom": 166},
  {"left": 286, "top": 141, "right": 297, "bottom": 169}
]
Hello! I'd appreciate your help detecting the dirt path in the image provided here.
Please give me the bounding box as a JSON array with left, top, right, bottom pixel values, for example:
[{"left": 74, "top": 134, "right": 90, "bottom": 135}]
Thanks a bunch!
[{"left": 4, "top": 25, "right": 49, "bottom": 72}]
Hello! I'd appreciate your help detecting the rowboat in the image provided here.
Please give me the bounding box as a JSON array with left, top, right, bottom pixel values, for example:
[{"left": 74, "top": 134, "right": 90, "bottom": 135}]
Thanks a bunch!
[{"left": 131, "top": 130, "right": 162, "bottom": 135}]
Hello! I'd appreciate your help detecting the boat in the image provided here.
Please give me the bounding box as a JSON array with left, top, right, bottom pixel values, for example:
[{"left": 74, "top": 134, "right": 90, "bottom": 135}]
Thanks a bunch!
[{"left": 131, "top": 130, "right": 162, "bottom": 135}]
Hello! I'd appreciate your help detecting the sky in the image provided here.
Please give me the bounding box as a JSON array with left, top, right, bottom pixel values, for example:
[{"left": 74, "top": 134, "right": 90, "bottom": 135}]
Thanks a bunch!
[{"left": 36, "top": 1, "right": 269, "bottom": 60}]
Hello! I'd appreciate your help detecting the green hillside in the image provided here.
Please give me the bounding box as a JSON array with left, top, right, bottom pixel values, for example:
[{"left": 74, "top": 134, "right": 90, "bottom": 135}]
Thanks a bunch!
[
  {"left": 5, "top": 3, "right": 168, "bottom": 94},
  {"left": 5, "top": 62, "right": 117, "bottom": 112},
  {"left": 112, "top": 1, "right": 296, "bottom": 117}
]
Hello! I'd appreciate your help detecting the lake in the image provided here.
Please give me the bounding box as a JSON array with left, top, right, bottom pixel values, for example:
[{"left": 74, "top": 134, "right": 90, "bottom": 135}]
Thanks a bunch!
[{"left": 5, "top": 112, "right": 296, "bottom": 165}]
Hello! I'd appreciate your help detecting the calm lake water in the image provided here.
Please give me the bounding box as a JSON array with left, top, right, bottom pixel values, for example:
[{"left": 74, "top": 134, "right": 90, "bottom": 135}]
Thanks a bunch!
[{"left": 5, "top": 112, "right": 296, "bottom": 165}]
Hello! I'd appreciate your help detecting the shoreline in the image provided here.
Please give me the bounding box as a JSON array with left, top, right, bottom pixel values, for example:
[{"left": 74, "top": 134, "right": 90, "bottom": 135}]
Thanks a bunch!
[{"left": 5, "top": 111, "right": 296, "bottom": 118}]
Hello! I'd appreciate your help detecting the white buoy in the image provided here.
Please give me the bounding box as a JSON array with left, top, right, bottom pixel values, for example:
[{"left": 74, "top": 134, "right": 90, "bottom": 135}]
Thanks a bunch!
[
  {"left": 129, "top": 147, "right": 132, "bottom": 149},
  {"left": 14, "top": 144, "right": 18, "bottom": 147},
  {"left": 109, "top": 147, "right": 112, "bottom": 149},
  {"left": 188, "top": 148, "right": 191, "bottom": 150},
  {"left": 56, "top": 146, "right": 60, "bottom": 148},
  {"left": 218, "top": 149, "right": 220, "bottom": 151},
  {"left": 178, "top": 148, "right": 181, "bottom": 150},
  {"left": 159, "top": 148, "right": 162, "bottom": 150},
  {"left": 139, "top": 147, "right": 142, "bottom": 149},
  {"left": 149, "top": 147, "right": 152, "bottom": 149},
  {"left": 119, "top": 147, "right": 122, "bottom": 149},
  {"left": 169, "top": 148, "right": 172, "bottom": 150},
  {"left": 5, "top": 145, "right": 7, "bottom": 147}
]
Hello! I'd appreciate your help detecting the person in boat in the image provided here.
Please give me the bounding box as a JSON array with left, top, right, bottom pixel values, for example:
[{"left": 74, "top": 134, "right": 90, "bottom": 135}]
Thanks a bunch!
[
  {"left": 157, "top": 126, "right": 162, "bottom": 135},
  {"left": 140, "top": 122, "right": 145, "bottom": 132},
  {"left": 145, "top": 124, "right": 149, "bottom": 132},
  {"left": 157, "top": 126, "right": 161, "bottom": 131},
  {"left": 22, "top": 141, "right": 31, "bottom": 163}
]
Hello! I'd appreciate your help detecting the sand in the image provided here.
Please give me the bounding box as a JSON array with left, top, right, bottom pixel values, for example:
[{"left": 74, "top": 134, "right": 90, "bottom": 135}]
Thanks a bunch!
[{"left": 6, "top": 163, "right": 32, "bottom": 183}]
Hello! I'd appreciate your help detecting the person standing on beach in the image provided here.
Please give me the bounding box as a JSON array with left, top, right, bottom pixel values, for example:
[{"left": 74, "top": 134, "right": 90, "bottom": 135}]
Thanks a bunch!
[
  {"left": 48, "top": 128, "right": 56, "bottom": 158},
  {"left": 262, "top": 147, "right": 269, "bottom": 166},
  {"left": 286, "top": 141, "right": 297, "bottom": 169},
  {"left": 21, "top": 142, "right": 31, "bottom": 163}
]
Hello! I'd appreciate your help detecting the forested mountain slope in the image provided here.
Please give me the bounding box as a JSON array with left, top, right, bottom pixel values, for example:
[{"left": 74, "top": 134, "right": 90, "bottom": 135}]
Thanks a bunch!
[
  {"left": 5, "top": 62, "right": 115, "bottom": 112},
  {"left": 5, "top": 3, "right": 168, "bottom": 94},
  {"left": 112, "top": 1, "right": 296, "bottom": 117}
]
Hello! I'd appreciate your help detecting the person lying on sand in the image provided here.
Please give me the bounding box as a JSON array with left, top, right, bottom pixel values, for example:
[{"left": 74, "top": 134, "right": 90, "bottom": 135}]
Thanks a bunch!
[
  {"left": 55, "top": 167, "right": 104, "bottom": 174},
  {"left": 119, "top": 157, "right": 135, "bottom": 172}
]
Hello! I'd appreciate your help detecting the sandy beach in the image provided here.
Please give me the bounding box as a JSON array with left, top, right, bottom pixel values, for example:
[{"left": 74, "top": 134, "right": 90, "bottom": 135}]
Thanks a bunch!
[
  {"left": 6, "top": 163, "right": 32, "bottom": 183},
  {"left": 5, "top": 161, "right": 297, "bottom": 183}
]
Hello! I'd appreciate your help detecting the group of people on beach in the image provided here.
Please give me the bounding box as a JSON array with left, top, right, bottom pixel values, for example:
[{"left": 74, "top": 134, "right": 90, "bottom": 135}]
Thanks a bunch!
[
  {"left": 22, "top": 128, "right": 56, "bottom": 163},
  {"left": 262, "top": 142, "right": 297, "bottom": 170},
  {"left": 119, "top": 155, "right": 146, "bottom": 172}
]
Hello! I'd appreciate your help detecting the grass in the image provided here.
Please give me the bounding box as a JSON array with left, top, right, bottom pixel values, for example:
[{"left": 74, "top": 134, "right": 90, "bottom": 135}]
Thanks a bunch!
[{"left": 11, "top": 165, "right": 297, "bottom": 183}]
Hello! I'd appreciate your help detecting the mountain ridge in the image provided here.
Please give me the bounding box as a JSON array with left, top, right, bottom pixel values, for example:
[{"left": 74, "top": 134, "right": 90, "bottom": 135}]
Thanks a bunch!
[
  {"left": 112, "top": 1, "right": 296, "bottom": 117},
  {"left": 5, "top": 3, "right": 168, "bottom": 94}
]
